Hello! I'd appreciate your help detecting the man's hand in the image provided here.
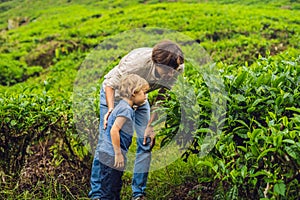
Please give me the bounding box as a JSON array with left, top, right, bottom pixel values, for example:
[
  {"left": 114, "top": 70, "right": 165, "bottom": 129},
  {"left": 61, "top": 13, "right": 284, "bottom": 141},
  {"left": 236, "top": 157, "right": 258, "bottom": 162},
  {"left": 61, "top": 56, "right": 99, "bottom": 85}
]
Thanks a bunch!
[
  {"left": 114, "top": 153, "right": 125, "bottom": 169},
  {"left": 103, "top": 109, "right": 113, "bottom": 129},
  {"left": 143, "top": 125, "right": 156, "bottom": 148},
  {"left": 103, "top": 112, "right": 110, "bottom": 129}
]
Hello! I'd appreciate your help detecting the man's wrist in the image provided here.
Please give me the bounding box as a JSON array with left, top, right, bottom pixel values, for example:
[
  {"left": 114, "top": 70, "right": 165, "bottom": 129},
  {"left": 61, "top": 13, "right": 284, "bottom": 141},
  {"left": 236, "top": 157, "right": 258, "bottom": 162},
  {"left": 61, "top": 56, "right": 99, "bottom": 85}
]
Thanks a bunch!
[
  {"left": 108, "top": 108, "right": 114, "bottom": 113},
  {"left": 148, "top": 122, "right": 154, "bottom": 127}
]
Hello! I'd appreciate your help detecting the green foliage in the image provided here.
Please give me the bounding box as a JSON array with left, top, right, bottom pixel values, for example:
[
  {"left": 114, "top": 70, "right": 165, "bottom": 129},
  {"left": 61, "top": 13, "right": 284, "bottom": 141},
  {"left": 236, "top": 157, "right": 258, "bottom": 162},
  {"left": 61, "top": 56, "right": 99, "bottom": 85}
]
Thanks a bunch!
[
  {"left": 154, "top": 54, "right": 299, "bottom": 198},
  {"left": 192, "top": 55, "right": 300, "bottom": 199},
  {"left": 0, "top": 54, "right": 43, "bottom": 86},
  {"left": 0, "top": 87, "right": 89, "bottom": 175},
  {"left": 0, "top": 0, "right": 299, "bottom": 88},
  {"left": 0, "top": 0, "right": 299, "bottom": 199}
]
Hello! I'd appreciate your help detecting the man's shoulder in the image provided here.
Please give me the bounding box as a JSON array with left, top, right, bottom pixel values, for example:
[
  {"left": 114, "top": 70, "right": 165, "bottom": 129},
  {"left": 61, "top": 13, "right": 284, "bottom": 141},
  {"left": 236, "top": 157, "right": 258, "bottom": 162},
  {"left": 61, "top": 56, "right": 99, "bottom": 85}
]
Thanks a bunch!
[
  {"left": 127, "top": 47, "right": 152, "bottom": 58},
  {"left": 130, "top": 47, "right": 152, "bottom": 53}
]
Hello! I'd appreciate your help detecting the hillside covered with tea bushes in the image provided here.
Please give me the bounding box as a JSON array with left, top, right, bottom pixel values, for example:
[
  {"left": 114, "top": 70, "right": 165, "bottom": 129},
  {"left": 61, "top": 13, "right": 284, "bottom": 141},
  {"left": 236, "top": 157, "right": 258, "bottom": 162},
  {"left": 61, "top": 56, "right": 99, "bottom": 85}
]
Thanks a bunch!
[{"left": 0, "top": 0, "right": 299, "bottom": 199}]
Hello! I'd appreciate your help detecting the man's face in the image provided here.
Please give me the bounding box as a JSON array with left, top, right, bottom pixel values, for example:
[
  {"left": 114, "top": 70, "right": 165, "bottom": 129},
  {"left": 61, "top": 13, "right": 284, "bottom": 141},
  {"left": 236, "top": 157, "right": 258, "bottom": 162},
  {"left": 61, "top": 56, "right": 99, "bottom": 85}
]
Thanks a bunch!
[{"left": 155, "top": 64, "right": 183, "bottom": 80}]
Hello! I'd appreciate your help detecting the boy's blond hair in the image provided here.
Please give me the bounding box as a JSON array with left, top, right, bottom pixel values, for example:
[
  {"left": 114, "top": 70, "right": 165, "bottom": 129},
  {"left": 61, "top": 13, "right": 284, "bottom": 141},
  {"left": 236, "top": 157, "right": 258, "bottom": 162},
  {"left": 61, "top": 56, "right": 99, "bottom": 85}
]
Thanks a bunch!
[{"left": 119, "top": 74, "right": 149, "bottom": 99}]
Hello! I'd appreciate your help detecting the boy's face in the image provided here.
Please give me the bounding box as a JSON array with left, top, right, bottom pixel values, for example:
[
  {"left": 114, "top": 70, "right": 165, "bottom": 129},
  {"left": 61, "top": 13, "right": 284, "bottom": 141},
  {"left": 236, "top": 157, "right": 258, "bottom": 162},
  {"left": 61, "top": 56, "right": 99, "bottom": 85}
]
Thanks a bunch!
[{"left": 132, "top": 89, "right": 147, "bottom": 106}]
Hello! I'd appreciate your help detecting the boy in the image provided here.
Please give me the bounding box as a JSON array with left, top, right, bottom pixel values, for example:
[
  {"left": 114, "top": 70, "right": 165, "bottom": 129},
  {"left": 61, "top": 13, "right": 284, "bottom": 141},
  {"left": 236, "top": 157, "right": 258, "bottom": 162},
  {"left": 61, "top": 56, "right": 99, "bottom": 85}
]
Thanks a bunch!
[{"left": 98, "top": 74, "right": 149, "bottom": 200}]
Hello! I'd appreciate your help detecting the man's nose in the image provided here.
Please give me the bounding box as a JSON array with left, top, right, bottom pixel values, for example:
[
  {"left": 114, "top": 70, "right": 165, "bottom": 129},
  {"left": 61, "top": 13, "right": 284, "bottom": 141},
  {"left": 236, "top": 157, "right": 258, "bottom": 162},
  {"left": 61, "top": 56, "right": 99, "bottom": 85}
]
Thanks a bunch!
[{"left": 167, "top": 70, "right": 175, "bottom": 76}]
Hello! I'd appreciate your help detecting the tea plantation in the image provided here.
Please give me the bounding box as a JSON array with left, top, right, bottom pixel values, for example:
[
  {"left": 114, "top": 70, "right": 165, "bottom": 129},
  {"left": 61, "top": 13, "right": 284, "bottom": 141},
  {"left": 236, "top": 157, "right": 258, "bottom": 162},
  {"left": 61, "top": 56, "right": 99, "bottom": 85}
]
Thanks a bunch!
[{"left": 0, "top": 0, "right": 299, "bottom": 199}]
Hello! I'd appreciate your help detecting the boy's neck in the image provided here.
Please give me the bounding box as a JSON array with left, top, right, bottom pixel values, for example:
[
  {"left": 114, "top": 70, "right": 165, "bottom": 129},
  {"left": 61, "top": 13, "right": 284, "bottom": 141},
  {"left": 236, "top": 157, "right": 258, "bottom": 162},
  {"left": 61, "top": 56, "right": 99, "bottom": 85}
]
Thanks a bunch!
[{"left": 122, "top": 98, "right": 134, "bottom": 108}]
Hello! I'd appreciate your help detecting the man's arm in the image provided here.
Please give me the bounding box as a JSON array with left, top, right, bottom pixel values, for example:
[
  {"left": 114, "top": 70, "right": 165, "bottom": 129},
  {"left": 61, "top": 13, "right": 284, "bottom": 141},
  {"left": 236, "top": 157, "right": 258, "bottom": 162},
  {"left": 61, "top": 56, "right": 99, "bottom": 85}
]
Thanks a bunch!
[
  {"left": 143, "top": 87, "right": 168, "bottom": 147},
  {"left": 103, "top": 86, "right": 115, "bottom": 129}
]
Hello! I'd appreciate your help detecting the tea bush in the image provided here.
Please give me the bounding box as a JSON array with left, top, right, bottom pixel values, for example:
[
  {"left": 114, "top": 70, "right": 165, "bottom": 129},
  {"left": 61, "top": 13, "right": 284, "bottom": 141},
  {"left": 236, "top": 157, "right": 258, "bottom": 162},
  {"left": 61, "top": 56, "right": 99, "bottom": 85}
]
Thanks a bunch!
[
  {"left": 0, "top": 0, "right": 300, "bottom": 199},
  {"left": 159, "top": 54, "right": 300, "bottom": 199}
]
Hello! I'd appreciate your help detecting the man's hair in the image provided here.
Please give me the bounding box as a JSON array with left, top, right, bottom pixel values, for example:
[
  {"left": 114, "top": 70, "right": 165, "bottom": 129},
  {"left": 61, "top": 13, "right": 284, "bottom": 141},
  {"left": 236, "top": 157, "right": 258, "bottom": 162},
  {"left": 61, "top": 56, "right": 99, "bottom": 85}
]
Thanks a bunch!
[
  {"left": 119, "top": 74, "right": 149, "bottom": 99},
  {"left": 152, "top": 40, "right": 184, "bottom": 69}
]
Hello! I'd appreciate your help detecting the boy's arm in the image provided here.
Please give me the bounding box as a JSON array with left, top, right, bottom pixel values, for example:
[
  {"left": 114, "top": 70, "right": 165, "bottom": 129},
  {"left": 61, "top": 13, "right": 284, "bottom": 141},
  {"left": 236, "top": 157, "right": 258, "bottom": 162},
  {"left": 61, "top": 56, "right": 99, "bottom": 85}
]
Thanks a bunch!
[{"left": 111, "top": 116, "right": 127, "bottom": 168}]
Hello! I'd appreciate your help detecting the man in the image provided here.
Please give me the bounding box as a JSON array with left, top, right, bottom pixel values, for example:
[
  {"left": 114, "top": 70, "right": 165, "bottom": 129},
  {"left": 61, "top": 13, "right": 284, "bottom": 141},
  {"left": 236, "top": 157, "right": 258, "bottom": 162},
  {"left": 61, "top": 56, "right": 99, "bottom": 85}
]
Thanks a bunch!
[{"left": 89, "top": 40, "right": 184, "bottom": 200}]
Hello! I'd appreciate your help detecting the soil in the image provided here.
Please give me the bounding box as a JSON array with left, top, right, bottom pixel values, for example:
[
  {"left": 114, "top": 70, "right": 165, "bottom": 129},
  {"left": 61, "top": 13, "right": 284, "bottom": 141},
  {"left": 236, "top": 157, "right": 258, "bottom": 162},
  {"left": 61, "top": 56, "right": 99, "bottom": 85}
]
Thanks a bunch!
[{"left": 16, "top": 139, "right": 217, "bottom": 199}]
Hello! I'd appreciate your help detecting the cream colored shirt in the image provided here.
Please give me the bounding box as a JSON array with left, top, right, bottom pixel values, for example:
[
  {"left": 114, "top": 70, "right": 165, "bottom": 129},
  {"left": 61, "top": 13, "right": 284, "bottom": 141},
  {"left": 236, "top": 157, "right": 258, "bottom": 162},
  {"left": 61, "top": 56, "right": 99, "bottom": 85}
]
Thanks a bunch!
[{"left": 103, "top": 47, "right": 184, "bottom": 100}]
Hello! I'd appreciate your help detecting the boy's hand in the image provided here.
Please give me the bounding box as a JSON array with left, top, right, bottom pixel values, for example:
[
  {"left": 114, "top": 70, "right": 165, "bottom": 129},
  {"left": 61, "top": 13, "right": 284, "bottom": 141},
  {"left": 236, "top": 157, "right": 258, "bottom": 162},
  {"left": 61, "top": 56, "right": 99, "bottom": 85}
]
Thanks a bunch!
[{"left": 114, "top": 153, "right": 124, "bottom": 169}]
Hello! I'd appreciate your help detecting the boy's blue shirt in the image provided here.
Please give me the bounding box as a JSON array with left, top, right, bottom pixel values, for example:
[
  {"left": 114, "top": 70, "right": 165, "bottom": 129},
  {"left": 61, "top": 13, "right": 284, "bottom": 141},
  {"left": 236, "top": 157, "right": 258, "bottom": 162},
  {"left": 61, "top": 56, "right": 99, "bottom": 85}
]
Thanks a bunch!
[{"left": 99, "top": 99, "right": 135, "bottom": 156}]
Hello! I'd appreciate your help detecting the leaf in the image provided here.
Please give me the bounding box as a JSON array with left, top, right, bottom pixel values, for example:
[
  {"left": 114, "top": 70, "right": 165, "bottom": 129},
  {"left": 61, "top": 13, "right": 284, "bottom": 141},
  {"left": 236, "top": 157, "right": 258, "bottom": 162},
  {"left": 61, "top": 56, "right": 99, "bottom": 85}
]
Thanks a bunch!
[
  {"left": 251, "top": 98, "right": 264, "bottom": 107},
  {"left": 282, "top": 139, "right": 295, "bottom": 145},
  {"left": 257, "top": 148, "right": 277, "bottom": 161},
  {"left": 250, "top": 170, "right": 271, "bottom": 177},
  {"left": 241, "top": 165, "right": 247, "bottom": 179},
  {"left": 227, "top": 185, "right": 238, "bottom": 200},
  {"left": 273, "top": 75, "right": 285, "bottom": 88},
  {"left": 196, "top": 128, "right": 212, "bottom": 133},
  {"left": 280, "top": 116, "right": 289, "bottom": 127},
  {"left": 286, "top": 107, "right": 300, "bottom": 113},
  {"left": 55, "top": 48, "right": 60, "bottom": 58},
  {"left": 273, "top": 134, "right": 282, "bottom": 147},
  {"left": 237, "top": 146, "right": 247, "bottom": 153},
  {"left": 250, "top": 145, "right": 259, "bottom": 157},
  {"left": 248, "top": 129, "right": 263, "bottom": 142},
  {"left": 275, "top": 96, "right": 283, "bottom": 107},
  {"left": 217, "top": 160, "right": 225, "bottom": 173},
  {"left": 235, "top": 120, "right": 250, "bottom": 129},
  {"left": 10, "top": 120, "right": 17, "bottom": 126},
  {"left": 247, "top": 107, "right": 256, "bottom": 113},
  {"left": 268, "top": 111, "right": 277, "bottom": 120},
  {"left": 274, "top": 182, "right": 286, "bottom": 196},
  {"left": 197, "top": 160, "right": 213, "bottom": 168},
  {"left": 284, "top": 146, "right": 297, "bottom": 159},
  {"left": 234, "top": 71, "right": 247, "bottom": 88},
  {"left": 232, "top": 94, "right": 246, "bottom": 102}
]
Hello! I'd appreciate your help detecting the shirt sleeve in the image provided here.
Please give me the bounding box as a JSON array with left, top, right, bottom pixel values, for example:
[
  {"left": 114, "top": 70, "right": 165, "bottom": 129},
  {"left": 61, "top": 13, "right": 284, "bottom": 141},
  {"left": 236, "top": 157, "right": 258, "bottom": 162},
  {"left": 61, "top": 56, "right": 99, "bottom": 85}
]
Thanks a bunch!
[{"left": 115, "top": 107, "right": 134, "bottom": 134}]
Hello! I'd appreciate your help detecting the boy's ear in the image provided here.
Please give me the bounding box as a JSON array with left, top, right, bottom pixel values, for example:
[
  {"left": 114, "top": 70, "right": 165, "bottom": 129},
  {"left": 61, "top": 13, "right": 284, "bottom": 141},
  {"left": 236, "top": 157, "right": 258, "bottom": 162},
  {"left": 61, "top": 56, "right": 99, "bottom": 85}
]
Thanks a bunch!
[{"left": 132, "top": 90, "right": 137, "bottom": 97}]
